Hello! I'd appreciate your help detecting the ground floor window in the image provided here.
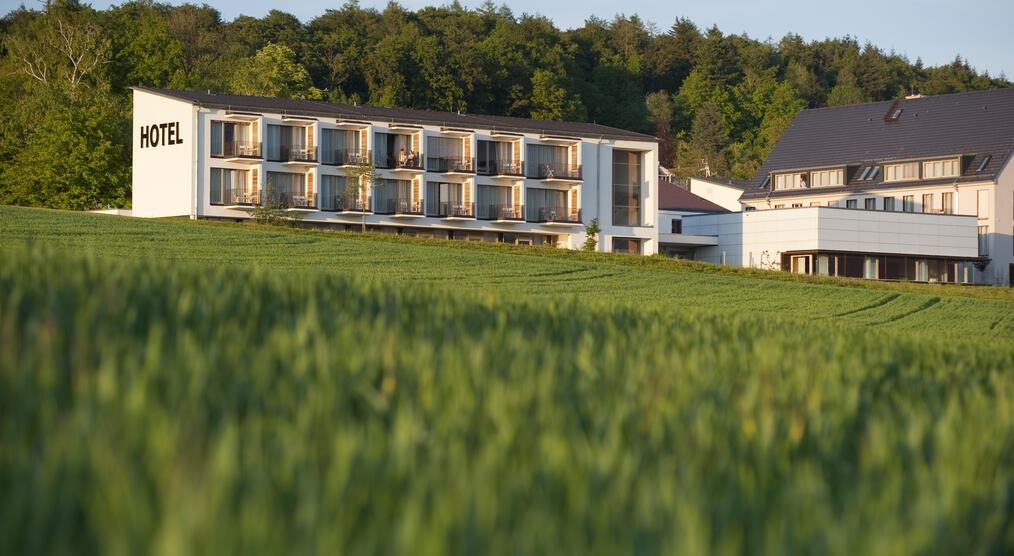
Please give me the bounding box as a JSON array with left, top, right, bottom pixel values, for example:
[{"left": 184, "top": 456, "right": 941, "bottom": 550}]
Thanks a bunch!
[
  {"left": 782, "top": 252, "right": 974, "bottom": 283},
  {"left": 612, "top": 238, "right": 641, "bottom": 254}
]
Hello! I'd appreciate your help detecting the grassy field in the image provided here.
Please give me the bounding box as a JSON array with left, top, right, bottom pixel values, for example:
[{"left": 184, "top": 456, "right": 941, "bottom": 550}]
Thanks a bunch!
[{"left": 2, "top": 205, "right": 1013, "bottom": 554}]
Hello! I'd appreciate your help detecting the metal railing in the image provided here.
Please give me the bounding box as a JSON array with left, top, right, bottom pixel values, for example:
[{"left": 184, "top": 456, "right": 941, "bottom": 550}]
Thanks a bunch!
[
  {"left": 375, "top": 154, "right": 424, "bottom": 170},
  {"left": 321, "top": 196, "right": 369, "bottom": 212},
  {"left": 265, "top": 189, "right": 316, "bottom": 209},
  {"left": 373, "top": 197, "right": 423, "bottom": 215},
  {"left": 426, "top": 201, "right": 475, "bottom": 218},
  {"left": 526, "top": 162, "right": 582, "bottom": 180},
  {"left": 213, "top": 140, "right": 262, "bottom": 159},
  {"left": 476, "top": 160, "right": 524, "bottom": 177},
  {"left": 528, "top": 206, "right": 582, "bottom": 224},
  {"left": 426, "top": 156, "right": 475, "bottom": 173},
  {"left": 476, "top": 203, "right": 525, "bottom": 221},
  {"left": 321, "top": 148, "right": 372, "bottom": 166},
  {"left": 219, "top": 188, "right": 259, "bottom": 206},
  {"left": 266, "top": 145, "right": 318, "bottom": 163}
]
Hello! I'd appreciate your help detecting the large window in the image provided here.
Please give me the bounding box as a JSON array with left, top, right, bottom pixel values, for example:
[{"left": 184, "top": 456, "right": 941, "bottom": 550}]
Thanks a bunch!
[
  {"left": 942, "top": 192, "right": 954, "bottom": 214},
  {"left": 922, "top": 193, "right": 934, "bottom": 213},
  {"left": 265, "top": 125, "right": 308, "bottom": 161},
  {"left": 526, "top": 144, "right": 570, "bottom": 178},
  {"left": 476, "top": 184, "right": 516, "bottom": 220},
  {"left": 319, "top": 175, "right": 348, "bottom": 211},
  {"left": 476, "top": 140, "right": 517, "bottom": 175},
  {"left": 320, "top": 129, "right": 361, "bottom": 165},
  {"left": 425, "top": 182, "right": 470, "bottom": 217},
  {"left": 374, "top": 132, "right": 417, "bottom": 168},
  {"left": 209, "top": 168, "right": 249, "bottom": 204},
  {"left": 265, "top": 171, "right": 309, "bottom": 208},
  {"left": 612, "top": 150, "right": 642, "bottom": 226},
  {"left": 846, "top": 199, "right": 857, "bottom": 209},
  {"left": 526, "top": 187, "right": 570, "bottom": 222},
  {"left": 372, "top": 179, "right": 417, "bottom": 213},
  {"left": 612, "top": 238, "right": 641, "bottom": 254},
  {"left": 883, "top": 197, "right": 896, "bottom": 211},
  {"left": 426, "top": 137, "right": 467, "bottom": 172},
  {"left": 210, "top": 121, "right": 256, "bottom": 158},
  {"left": 923, "top": 159, "right": 959, "bottom": 179},
  {"left": 884, "top": 162, "right": 919, "bottom": 182},
  {"left": 810, "top": 169, "right": 843, "bottom": 187},
  {"left": 979, "top": 226, "right": 989, "bottom": 256},
  {"left": 903, "top": 195, "right": 915, "bottom": 213},
  {"left": 864, "top": 198, "right": 876, "bottom": 210},
  {"left": 774, "top": 173, "right": 805, "bottom": 190}
]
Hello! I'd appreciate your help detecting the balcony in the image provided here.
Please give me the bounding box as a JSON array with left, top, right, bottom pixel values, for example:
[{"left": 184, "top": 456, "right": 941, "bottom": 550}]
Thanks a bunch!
[
  {"left": 221, "top": 188, "right": 260, "bottom": 210},
  {"left": 427, "top": 201, "right": 475, "bottom": 219},
  {"left": 528, "top": 206, "right": 582, "bottom": 225},
  {"left": 213, "top": 140, "right": 262, "bottom": 162},
  {"left": 375, "top": 154, "right": 424, "bottom": 172},
  {"left": 321, "top": 148, "right": 372, "bottom": 167},
  {"left": 374, "top": 197, "right": 424, "bottom": 217},
  {"left": 267, "top": 189, "right": 317, "bottom": 211},
  {"left": 426, "top": 156, "right": 475, "bottom": 174},
  {"left": 267, "top": 146, "right": 318, "bottom": 165},
  {"left": 476, "top": 161, "right": 524, "bottom": 178},
  {"left": 526, "top": 162, "right": 582, "bottom": 182},
  {"left": 476, "top": 203, "right": 525, "bottom": 223},
  {"left": 322, "top": 196, "right": 370, "bottom": 213}
]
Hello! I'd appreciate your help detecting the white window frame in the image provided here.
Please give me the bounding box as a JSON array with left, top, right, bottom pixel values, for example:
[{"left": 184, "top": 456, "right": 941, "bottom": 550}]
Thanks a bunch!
[
  {"left": 922, "top": 158, "right": 959, "bottom": 179},
  {"left": 884, "top": 162, "right": 919, "bottom": 182}
]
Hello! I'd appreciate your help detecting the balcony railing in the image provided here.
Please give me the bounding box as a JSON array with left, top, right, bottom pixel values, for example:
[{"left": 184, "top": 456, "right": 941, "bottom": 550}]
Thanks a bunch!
[
  {"left": 476, "top": 203, "right": 525, "bottom": 221},
  {"left": 426, "top": 156, "right": 475, "bottom": 173},
  {"left": 426, "top": 201, "right": 475, "bottom": 218},
  {"left": 321, "top": 196, "right": 370, "bottom": 212},
  {"left": 476, "top": 160, "right": 524, "bottom": 177},
  {"left": 526, "top": 162, "right": 582, "bottom": 180},
  {"left": 373, "top": 197, "right": 423, "bottom": 215},
  {"left": 527, "top": 206, "right": 582, "bottom": 224},
  {"left": 375, "top": 154, "right": 424, "bottom": 170},
  {"left": 266, "top": 146, "right": 318, "bottom": 163},
  {"left": 265, "top": 189, "right": 316, "bottom": 210},
  {"left": 213, "top": 140, "right": 262, "bottom": 159},
  {"left": 321, "top": 148, "right": 372, "bottom": 166},
  {"left": 219, "top": 188, "right": 260, "bottom": 206}
]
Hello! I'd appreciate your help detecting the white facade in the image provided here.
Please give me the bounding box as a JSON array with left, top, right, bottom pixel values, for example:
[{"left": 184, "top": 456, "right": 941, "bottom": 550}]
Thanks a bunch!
[
  {"left": 683, "top": 207, "right": 979, "bottom": 281},
  {"left": 132, "top": 89, "right": 659, "bottom": 254},
  {"left": 687, "top": 177, "right": 745, "bottom": 212}
]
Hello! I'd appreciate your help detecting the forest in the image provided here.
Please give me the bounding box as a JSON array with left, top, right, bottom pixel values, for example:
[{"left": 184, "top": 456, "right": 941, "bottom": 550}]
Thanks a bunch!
[{"left": 1, "top": 0, "right": 1008, "bottom": 209}]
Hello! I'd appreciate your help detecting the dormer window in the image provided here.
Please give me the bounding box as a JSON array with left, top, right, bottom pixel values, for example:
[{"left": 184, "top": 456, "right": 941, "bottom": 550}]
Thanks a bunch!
[
  {"left": 884, "top": 162, "right": 919, "bottom": 182},
  {"left": 976, "top": 155, "right": 991, "bottom": 172},
  {"left": 774, "top": 172, "right": 807, "bottom": 190},
  {"left": 810, "top": 169, "right": 843, "bottom": 187},
  {"left": 923, "top": 158, "right": 959, "bottom": 179}
]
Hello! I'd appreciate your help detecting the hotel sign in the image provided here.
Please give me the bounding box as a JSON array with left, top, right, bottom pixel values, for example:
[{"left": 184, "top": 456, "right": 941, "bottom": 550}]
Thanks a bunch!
[{"left": 139, "top": 122, "right": 183, "bottom": 148}]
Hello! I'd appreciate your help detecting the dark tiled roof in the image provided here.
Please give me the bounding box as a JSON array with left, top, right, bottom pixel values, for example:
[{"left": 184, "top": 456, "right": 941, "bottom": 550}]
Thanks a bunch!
[
  {"left": 742, "top": 88, "right": 1014, "bottom": 200},
  {"left": 658, "top": 180, "right": 729, "bottom": 212},
  {"left": 133, "top": 87, "right": 657, "bottom": 142}
]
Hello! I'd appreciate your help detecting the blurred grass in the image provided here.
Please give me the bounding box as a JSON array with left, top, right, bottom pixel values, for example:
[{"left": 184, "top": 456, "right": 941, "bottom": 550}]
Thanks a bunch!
[{"left": 1, "top": 206, "right": 1014, "bottom": 554}]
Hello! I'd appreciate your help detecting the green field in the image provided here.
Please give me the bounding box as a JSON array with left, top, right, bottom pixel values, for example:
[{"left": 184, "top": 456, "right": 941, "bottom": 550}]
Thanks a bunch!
[{"left": 2, "top": 205, "right": 1013, "bottom": 554}]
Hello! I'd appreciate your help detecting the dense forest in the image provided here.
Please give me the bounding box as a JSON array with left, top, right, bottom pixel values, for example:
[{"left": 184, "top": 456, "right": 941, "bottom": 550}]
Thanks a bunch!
[{"left": 1, "top": 0, "right": 1008, "bottom": 209}]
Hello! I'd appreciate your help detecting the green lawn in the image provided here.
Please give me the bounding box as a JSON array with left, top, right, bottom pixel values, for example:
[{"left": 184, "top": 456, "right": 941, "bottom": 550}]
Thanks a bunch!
[{"left": 2, "top": 206, "right": 1013, "bottom": 554}]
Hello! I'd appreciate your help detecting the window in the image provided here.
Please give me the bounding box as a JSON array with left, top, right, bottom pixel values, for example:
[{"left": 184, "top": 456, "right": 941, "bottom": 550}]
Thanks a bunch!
[
  {"left": 810, "top": 169, "right": 843, "bottom": 187},
  {"left": 864, "top": 198, "right": 876, "bottom": 210},
  {"left": 477, "top": 140, "right": 515, "bottom": 175},
  {"left": 978, "top": 226, "right": 989, "bottom": 256},
  {"left": 266, "top": 125, "right": 309, "bottom": 162},
  {"left": 426, "top": 136, "right": 466, "bottom": 172},
  {"left": 209, "top": 168, "right": 249, "bottom": 204},
  {"left": 374, "top": 132, "right": 415, "bottom": 168},
  {"left": 923, "top": 159, "right": 960, "bottom": 179},
  {"left": 864, "top": 257, "right": 878, "bottom": 279},
  {"left": 210, "top": 121, "right": 254, "bottom": 158},
  {"left": 791, "top": 203, "right": 803, "bottom": 208},
  {"left": 810, "top": 202, "right": 821, "bottom": 207},
  {"left": 846, "top": 199, "right": 857, "bottom": 209},
  {"left": 827, "top": 200, "right": 838, "bottom": 207},
  {"left": 941, "top": 192, "right": 954, "bottom": 214},
  {"left": 265, "top": 171, "right": 308, "bottom": 208},
  {"left": 774, "top": 204, "right": 785, "bottom": 209},
  {"left": 774, "top": 173, "right": 806, "bottom": 190},
  {"left": 976, "top": 155, "right": 991, "bottom": 172},
  {"left": 883, "top": 197, "right": 896, "bottom": 211},
  {"left": 528, "top": 144, "right": 570, "bottom": 178},
  {"left": 884, "top": 162, "right": 919, "bottom": 182},
  {"left": 922, "top": 194, "right": 934, "bottom": 213},
  {"left": 977, "top": 190, "right": 989, "bottom": 219},
  {"left": 886, "top": 108, "right": 903, "bottom": 121},
  {"left": 320, "top": 129, "right": 360, "bottom": 165},
  {"left": 612, "top": 150, "right": 642, "bottom": 226},
  {"left": 866, "top": 166, "right": 880, "bottom": 181},
  {"left": 857, "top": 166, "right": 871, "bottom": 181},
  {"left": 612, "top": 238, "right": 641, "bottom": 254},
  {"left": 319, "top": 174, "right": 348, "bottom": 211},
  {"left": 903, "top": 195, "right": 915, "bottom": 212},
  {"left": 760, "top": 176, "right": 770, "bottom": 189},
  {"left": 671, "top": 218, "right": 682, "bottom": 234}
]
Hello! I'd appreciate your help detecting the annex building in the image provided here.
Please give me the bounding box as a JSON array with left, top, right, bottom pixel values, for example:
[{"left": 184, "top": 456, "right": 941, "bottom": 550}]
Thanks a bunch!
[
  {"left": 131, "top": 87, "right": 660, "bottom": 254},
  {"left": 679, "top": 88, "right": 1014, "bottom": 286}
]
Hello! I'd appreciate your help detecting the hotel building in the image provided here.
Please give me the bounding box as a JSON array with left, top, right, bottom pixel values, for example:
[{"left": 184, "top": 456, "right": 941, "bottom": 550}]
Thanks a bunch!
[{"left": 131, "top": 87, "right": 659, "bottom": 254}]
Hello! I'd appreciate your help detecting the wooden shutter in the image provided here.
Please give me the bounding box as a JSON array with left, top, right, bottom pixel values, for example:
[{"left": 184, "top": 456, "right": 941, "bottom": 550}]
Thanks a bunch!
[
  {"left": 569, "top": 144, "right": 578, "bottom": 167},
  {"left": 463, "top": 138, "right": 471, "bottom": 159},
  {"left": 412, "top": 177, "right": 420, "bottom": 203},
  {"left": 251, "top": 120, "right": 258, "bottom": 142},
  {"left": 463, "top": 180, "right": 471, "bottom": 205},
  {"left": 307, "top": 125, "right": 315, "bottom": 151},
  {"left": 570, "top": 187, "right": 578, "bottom": 209},
  {"left": 513, "top": 184, "right": 521, "bottom": 207},
  {"left": 307, "top": 171, "right": 314, "bottom": 200},
  {"left": 412, "top": 132, "right": 420, "bottom": 153},
  {"left": 251, "top": 168, "right": 259, "bottom": 192},
  {"left": 513, "top": 140, "right": 521, "bottom": 163},
  {"left": 360, "top": 129, "right": 368, "bottom": 152}
]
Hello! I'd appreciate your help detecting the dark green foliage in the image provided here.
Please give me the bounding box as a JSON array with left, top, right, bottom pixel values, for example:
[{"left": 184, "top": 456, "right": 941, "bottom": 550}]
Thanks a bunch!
[
  {"left": 1, "top": 207, "right": 1014, "bottom": 553},
  {"left": 0, "top": 2, "right": 1009, "bottom": 209}
]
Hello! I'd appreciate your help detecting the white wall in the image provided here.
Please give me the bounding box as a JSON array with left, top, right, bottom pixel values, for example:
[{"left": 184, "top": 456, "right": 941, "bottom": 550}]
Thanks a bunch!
[
  {"left": 132, "top": 90, "right": 196, "bottom": 217},
  {"left": 684, "top": 207, "right": 979, "bottom": 269},
  {"left": 991, "top": 160, "right": 1014, "bottom": 286},
  {"left": 688, "top": 178, "right": 743, "bottom": 212}
]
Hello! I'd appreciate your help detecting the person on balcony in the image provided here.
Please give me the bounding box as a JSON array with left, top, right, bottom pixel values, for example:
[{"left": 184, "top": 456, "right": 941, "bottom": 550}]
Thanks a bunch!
[
  {"left": 398, "top": 148, "right": 408, "bottom": 167},
  {"left": 543, "top": 164, "right": 555, "bottom": 178},
  {"left": 406, "top": 149, "right": 417, "bottom": 167}
]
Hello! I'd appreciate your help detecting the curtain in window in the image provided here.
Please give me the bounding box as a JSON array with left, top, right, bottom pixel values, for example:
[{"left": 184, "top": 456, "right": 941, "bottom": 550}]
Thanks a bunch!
[
  {"left": 210, "top": 168, "right": 222, "bottom": 203},
  {"left": 526, "top": 145, "right": 566, "bottom": 176},
  {"left": 476, "top": 185, "right": 511, "bottom": 218},
  {"left": 320, "top": 129, "right": 345, "bottom": 164},
  {"left": 211, "top": 122, "right": 223, "bottom": 156},
  {"left": 525, "top": 188, "right": 566, "bottom": 220},
  {"left": 266, "top": 125, "right": 281, "bottom": 160},
  {"left": 373, "top": 133, "right": 389, "bottom": 166},
  {"left": 320, "top": 174, "right": 346, "bottom": 210}
]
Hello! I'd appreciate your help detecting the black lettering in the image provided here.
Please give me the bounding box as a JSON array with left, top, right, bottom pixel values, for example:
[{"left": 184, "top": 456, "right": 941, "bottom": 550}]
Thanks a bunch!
[
  {"left": 167, "top": 122, "right": 175, "bottom": 145},
  {"left": 150, "top": 123, "right": 160, "bottom": 147},
  {"left": 175, "top": 122, "right": 182, "bottom": 145},
  {"left": 159, "top": 123, "right": 168, "bottom": 146},
  {"left": 140, "top": 125, "right": 149, "bottom": 148}
]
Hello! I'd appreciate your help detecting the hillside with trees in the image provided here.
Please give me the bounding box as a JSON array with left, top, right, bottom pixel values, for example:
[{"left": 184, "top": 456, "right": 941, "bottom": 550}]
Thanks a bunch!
[{"left": 1, "top": 0, "right": 1008, "bottom": 209}]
